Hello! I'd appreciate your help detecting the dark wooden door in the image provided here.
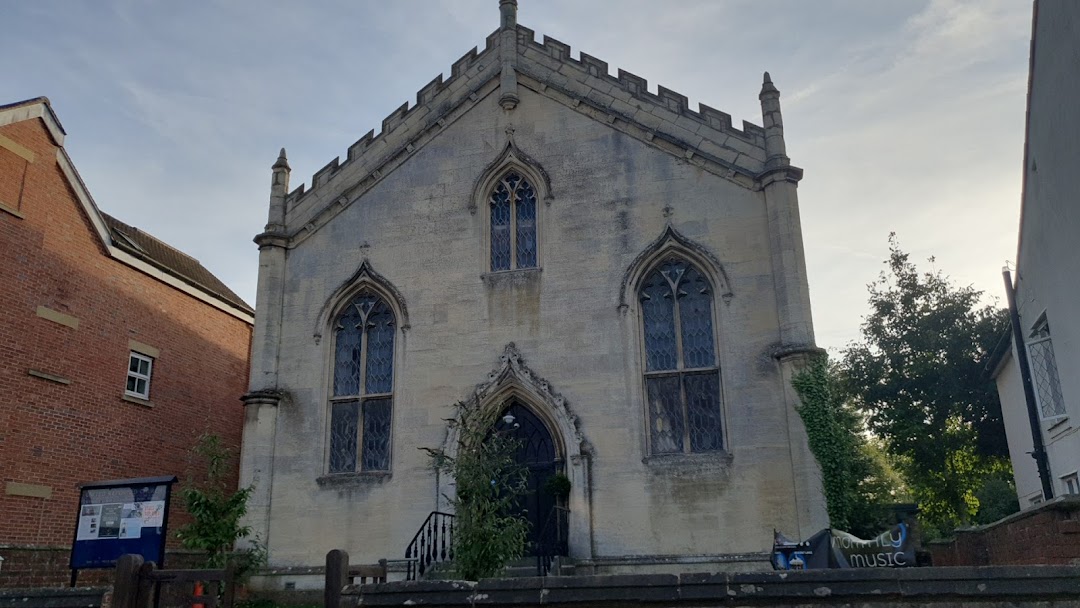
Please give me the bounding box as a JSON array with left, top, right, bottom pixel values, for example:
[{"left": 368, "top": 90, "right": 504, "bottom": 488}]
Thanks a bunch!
[{"left": 495, "top": 402, "right": 559, "bottom": 556}]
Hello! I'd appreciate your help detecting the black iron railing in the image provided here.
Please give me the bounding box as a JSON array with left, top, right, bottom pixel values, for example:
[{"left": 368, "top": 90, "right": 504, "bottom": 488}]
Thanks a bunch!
[
  {"left": 535, "top": 505, "right": 569, "bottom": 576},
  {"left": 405, "top": 511, "right": 455, "bottom": 581}
]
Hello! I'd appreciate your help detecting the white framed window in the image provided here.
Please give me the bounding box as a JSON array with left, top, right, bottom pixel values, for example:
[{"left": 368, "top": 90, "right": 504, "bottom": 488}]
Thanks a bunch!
[
  {"left": 126, "top": 352, "right": 153, "bottom": 400},
  {"left": 1063, "top": 472, "right": 1079, "bottom": 496},
  {"left": 1026, "top": 316, "right": 1066, "bottom": 420}
]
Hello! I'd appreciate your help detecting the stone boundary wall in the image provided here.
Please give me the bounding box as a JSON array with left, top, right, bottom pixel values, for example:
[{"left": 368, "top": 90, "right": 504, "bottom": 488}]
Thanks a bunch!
[
  {"left": 0, "top": 587, "right": 108, "bottom": 608},
  {"left": 353, "top": 566, "right": 1080, "bottom": 608},
  {"left": 928, "top": 496, "right": 1080, "bottom": 566}
]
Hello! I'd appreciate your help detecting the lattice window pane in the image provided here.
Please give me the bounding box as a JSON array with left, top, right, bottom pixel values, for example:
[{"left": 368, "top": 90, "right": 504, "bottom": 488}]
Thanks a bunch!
[
  {"left": 515, "top": 178, "right": 537, "bottom": 268},
  {"left": 684, "top": 372, "right": 723, "bottom": 452},
  {"left": 361, "top": 398, "right": 392, "bottom": 471},
  {"left": 646, "top": 376, "right": 684, "bottom": 454},
  {"left": 1028, "top": 338, "right": 1065, "bottom": 418},
  {"left": 679, "top": 267, "right": 716, "bottom": 369},
  {"left": 330, "top": 401, "right": 359, "bottom": 473},
  {"left": 641, "top": 270, "right": 678, "bottom": 371},
  {"left": 365, "top": 299, "right": 395, "bottom": 394},
  {"left": 333, "top": 305, "right": 363, "bottom": 396},
  {"left": 490, "top": 181, "right": 512, "bottom": 271}
]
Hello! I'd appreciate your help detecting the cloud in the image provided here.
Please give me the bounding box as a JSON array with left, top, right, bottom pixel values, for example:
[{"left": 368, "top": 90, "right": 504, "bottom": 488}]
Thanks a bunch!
[{"left": 1, "top": 0, "right": 1034, "bottom": 350}]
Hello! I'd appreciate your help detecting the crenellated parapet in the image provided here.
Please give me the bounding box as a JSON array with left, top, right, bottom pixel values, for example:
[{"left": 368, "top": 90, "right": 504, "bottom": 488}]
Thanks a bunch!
[
  {"left": 517, "top": 26, "right": 766, "bottom": 143},
  {"left": 277, "top": 19, "right": 795, "bottom": 247},
  {"left": 283, "top": 38, "right": 499, "bottom": 209}
]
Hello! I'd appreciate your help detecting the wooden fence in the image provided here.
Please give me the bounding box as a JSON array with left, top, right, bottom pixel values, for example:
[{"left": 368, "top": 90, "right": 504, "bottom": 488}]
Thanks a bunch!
[
  {"left": 111, "top": 555, "right": 236, "bottom": 608},
  {"left": 325, "top": 550, "right": 386, "bottom": 608}
]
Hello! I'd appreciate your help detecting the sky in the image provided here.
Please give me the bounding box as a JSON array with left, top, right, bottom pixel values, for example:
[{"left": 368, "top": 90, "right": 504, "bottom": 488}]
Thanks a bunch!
[{"left": 3, "top": 0, "right": 1033, "bottom": 353}]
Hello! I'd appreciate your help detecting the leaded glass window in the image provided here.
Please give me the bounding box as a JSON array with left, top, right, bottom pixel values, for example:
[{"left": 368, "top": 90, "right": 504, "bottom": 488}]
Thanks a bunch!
[
  {"left": 490, "top": 171, "right": 538, "bottom": 271},
  {"left": 639, "top": 257, "right": 723, "bottom": 454},
  {"left": 1027, "top": 318, "right": 1065, "bottom": 420},
  {"left": 329, "top": 292, "right": 395, "bottom": 473}
]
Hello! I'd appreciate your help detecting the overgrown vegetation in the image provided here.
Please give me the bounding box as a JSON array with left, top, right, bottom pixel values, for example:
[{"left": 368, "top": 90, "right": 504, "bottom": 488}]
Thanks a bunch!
[
  {"left": 792, "top": 355, "right": 908, "bottom": 537},
  {"left": 838, "top": 235, "right": 1017, "bottom": 536},
  {"left": 425, "top": 406, "right": 529, "bottom": 581},
  {"left": 177, "top": 434, "right": 265, "bottom": 576}
]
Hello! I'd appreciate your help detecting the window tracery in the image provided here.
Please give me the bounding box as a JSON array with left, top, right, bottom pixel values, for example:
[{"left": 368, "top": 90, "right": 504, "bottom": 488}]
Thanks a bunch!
[
  {"left": 639, "top": 257, "right": 723, "bottom": 454},
  {"left": 490, "top": 171, "right": 537, "bottom": 271},
  {"left": 329, "top": 291, "right": 395, "bottom": 473}
]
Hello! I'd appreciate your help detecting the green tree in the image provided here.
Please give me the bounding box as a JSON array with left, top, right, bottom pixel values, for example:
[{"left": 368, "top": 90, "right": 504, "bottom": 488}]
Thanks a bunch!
[
  {"left": 176, "top": 434, "right": 260, "bottom": 570},
  {"left": 792, "top": 355, "right": 909, "bottom": 538},
  {"left": 425, "top": 405, "right": 529, "bottom": 581},
  {"left": 840, "top": 235, "right": 1010, "bottom": 533}
]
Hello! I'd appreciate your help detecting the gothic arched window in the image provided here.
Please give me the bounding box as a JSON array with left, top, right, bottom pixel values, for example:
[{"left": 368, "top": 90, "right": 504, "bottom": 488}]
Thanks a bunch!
[
  {"left": 489, "top": 171, "right": 538, "bottom": 271},
  {"left": 329, "top": 291, "right": 395, "bottom": 473},
  {"left": 639, "top": 257, "right": 723, "bottom": 454}
]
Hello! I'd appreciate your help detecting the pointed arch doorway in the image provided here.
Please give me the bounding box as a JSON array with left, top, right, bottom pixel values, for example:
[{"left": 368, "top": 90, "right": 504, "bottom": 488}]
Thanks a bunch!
[
  {"left": 437, "top": 343, "right": 594, "bottom": 561},
  {"left": 493, "top": 401, "right": 563, "bottom": 557}
]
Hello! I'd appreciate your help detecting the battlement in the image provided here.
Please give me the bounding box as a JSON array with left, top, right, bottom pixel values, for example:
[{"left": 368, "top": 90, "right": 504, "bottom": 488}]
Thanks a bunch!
[
  {"left": 518, "top": 25, "right": 765, "bottom": 143},
  {"left": 286, "top": 23, "right": 769, "bottom": 210},
  {"left": 285, "top": 34, "right": 500, "bottom": 206}
]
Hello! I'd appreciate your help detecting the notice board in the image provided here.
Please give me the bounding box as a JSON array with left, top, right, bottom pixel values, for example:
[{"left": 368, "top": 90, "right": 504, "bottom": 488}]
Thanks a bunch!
[{"left": 69, "top": 476, "right": 177, "bottom": 572}]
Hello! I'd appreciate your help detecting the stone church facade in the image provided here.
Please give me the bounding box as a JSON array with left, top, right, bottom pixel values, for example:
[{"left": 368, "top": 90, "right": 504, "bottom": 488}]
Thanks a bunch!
[{"left": 240, "top": 1, "right": 827, "bottom": 577}]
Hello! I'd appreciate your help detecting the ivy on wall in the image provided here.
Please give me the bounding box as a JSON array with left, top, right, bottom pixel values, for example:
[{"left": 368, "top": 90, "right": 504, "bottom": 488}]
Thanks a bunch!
[{"left": 793, "top": 355, "right": 902, "bottom": 537}]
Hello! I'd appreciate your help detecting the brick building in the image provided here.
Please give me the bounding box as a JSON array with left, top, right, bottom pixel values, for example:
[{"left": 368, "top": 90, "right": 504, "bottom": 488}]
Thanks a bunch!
[{"left": 0, "top": 97, "right": 253, "bottom": 585}]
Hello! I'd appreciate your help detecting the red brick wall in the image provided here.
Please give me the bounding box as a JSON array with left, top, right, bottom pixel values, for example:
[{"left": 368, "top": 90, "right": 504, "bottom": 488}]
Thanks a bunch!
[
  {"left": 0, "top": 116, "right": 252, "bottom": 568},
  {"left": 0, "top": 545, "right": 205, "bottom": 589},
  {"left": 928, "top": 498, "right": 1080, "bottom": 566}
]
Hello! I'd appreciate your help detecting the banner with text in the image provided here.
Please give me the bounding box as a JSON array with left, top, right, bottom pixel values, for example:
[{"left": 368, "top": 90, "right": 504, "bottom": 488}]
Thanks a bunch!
[{"left": 772, "top": 523, "right": 914, "bottom": 570}]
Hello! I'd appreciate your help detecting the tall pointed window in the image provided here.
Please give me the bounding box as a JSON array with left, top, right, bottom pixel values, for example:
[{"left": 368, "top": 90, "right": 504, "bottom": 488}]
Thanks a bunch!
[
  {"left": 329, "top": 291, "right": 395, "bottom": 473},
  {"left": 490, "top": 171, "right": 537, "bottom": 271},
  {"left": 640, "top": 257, "right": 723, "bottom": 454}
]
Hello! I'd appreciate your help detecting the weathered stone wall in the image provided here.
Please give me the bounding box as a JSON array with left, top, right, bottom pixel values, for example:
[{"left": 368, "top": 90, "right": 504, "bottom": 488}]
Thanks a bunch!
[
  {"left": 0, "top": 587, "right": 108, "bottom": 608},
  {"left": 350, "top": 567, "right": 1080, "bottom": 608},
  {"left": 242, "top": 15, "right": 826, "bottom": 572}
]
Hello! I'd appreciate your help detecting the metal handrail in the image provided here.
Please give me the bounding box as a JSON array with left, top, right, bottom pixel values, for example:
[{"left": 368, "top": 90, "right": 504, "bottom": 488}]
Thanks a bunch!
[
  {"left": 404, "top": 511, "right": 455, "bottom": 580},
  {"left": 535, "top": 505, "right": 569, "bottom": 576}
]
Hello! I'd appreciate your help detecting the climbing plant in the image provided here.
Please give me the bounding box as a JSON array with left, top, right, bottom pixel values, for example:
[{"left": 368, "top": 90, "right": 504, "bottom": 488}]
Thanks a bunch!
[
  {"left": 793, "top": 355, "right": 906, "bottom": 537},
  {"left": 425, "top": 405, "right": 528, "bottom": 581}
]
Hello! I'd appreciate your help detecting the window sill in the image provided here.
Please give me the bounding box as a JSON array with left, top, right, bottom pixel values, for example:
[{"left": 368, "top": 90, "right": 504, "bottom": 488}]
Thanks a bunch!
[
  {"left": 28, "top": 369, "right": 71, "bottom": 385},
  {"left": 643, "top": 450, "right": 733, "bottom": 472},
  {"left": 1047, "top": 416, "right": 1069, "bottom": 433},
  {"left": 0, "top": 201, "right": 24, "bottom": 219},
  {"left": 316, "top": 471, "right": 391, "bottom": 489},
  {"left": 122, "top": 394, "right": 155, "bottom": 408},
  {"left": 481, "top": 267, "right": 542, "bottom": 285}
]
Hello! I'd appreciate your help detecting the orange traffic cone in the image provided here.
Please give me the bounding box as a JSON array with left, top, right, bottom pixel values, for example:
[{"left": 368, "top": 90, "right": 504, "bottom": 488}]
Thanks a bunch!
[{"left": 193, "top": 581, "right": 205, "bottom": 608}]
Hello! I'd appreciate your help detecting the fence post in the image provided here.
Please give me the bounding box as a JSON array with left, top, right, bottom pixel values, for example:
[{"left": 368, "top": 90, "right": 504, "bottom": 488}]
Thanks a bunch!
[
  {"left": 325, "top": 550, "right": 349, "bottom": 608},
  {"left": 222, "top": 560, "right": 238, "bottom": 608},
  {"left": 112, "top": 554, "right": 144, "bottom": 608},
  {"left": 133, "top": 562, "right": 156, "bottom": 608}
]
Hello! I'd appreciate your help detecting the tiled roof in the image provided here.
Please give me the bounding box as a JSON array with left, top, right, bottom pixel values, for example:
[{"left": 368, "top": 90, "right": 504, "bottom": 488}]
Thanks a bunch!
[{"left": 101, "top": 213, "right": 253, "bottom": 314}]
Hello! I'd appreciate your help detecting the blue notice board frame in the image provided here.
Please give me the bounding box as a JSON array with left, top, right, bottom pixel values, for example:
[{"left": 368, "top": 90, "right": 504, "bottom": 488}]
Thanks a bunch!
[{"left": 69, "top": 476, "right": 177, "bottom": 585}]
